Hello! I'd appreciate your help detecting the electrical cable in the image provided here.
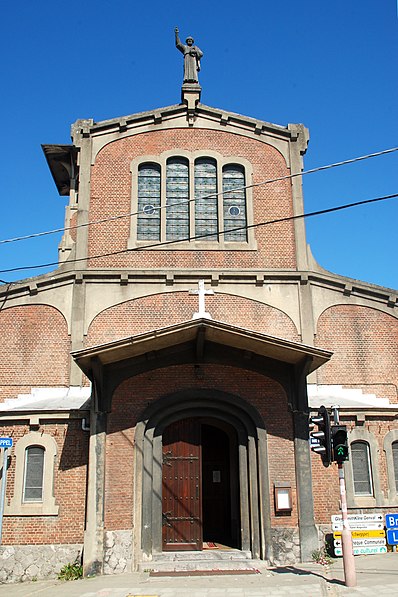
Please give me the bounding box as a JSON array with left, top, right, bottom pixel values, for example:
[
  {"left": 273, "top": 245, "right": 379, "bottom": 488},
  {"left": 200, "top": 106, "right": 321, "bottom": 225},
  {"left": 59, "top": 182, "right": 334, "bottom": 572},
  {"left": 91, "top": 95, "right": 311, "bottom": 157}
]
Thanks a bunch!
[
  {"left": 0, "top": 191, "right": 396, "bottom": 275},
  {"left": 1, "top": 146, "right": 397, "bottom": 246}
]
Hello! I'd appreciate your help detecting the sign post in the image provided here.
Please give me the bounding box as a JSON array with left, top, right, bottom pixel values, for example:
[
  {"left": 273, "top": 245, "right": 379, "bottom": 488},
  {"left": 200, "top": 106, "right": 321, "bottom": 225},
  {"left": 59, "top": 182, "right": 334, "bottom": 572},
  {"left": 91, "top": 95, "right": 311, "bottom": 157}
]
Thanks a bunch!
[
  {"left": 338, "top": 462, "right": 356, "bottom": 587},
  {"left": 0, "top": 437, "right": 13, "bottom": 544}
]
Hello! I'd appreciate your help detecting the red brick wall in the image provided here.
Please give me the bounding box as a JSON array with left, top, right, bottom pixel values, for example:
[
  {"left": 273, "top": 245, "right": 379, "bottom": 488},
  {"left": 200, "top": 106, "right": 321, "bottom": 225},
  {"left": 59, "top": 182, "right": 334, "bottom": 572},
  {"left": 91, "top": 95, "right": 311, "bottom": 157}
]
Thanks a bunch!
[
  {"left": 87, "top": 129, "right": 296, "bottom": 270},
  {"left": 86, "top": 293, "right": 299, "bottom": 348},
  {"left": 311, "top": 417, "right": 397, "bottom": 523},
  {"left": 0, "top": 305, "right": 70, "bottom": 402},
  {"left": 105, "top": 363, "right": 297, "bottom": 531},
  {"left": 315, "top": 305, "right": 398, "bottom": 403},
  {"left": 0, "top": 420, "right": 88, "bottom": 544}
]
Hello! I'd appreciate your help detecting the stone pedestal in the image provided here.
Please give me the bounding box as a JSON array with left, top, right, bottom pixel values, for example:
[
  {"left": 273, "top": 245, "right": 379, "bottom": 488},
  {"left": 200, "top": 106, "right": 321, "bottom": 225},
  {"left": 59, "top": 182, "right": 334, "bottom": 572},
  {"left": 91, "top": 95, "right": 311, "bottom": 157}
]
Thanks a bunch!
[{"left": 181, "top": 83, "right": 201, "bottom": 111}]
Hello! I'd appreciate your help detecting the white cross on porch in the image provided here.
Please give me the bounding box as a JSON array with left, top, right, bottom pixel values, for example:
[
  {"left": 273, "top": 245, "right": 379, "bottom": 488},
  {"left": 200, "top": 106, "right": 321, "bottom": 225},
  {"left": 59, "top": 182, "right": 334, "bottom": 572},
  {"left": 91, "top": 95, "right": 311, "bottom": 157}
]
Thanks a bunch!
[{"left": 189, "top": 279, "right": 214, "bottom": 319}]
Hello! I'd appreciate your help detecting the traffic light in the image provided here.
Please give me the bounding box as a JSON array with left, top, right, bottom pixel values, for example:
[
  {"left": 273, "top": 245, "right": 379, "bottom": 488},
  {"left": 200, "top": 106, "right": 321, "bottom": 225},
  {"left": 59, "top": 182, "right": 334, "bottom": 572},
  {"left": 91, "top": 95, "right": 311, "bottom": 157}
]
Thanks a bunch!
[
  {"left": 331, "top": 425, "right": 349, "bottom": 463},
  {"left": 309, "top": 405, "right": 332, "bottom": 467}
]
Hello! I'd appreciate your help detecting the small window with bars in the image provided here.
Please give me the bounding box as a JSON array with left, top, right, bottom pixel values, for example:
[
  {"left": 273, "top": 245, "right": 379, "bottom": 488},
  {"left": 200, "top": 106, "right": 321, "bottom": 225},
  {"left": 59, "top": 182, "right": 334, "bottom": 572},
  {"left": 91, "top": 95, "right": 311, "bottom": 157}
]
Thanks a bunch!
[
  {"left": 166, "top": 158, "right": 190, "bottom": 241},
  {"left": 351, "top": 441, "right": 373, "bottom": 496},
  {"left": 23, "top": 446, "right": 45, "bottom": 502},
  {"left": 392, "top": 441, "right": 398, "bottom": 493},
  {"left": 194, "top": 158, "right": 218, "bottom": 241},
  {"left": 137, "top": 163, "right": 161, "bottom": 241},
  {"left": 222, "top": 164, "right": 247, "bottom": 242}
]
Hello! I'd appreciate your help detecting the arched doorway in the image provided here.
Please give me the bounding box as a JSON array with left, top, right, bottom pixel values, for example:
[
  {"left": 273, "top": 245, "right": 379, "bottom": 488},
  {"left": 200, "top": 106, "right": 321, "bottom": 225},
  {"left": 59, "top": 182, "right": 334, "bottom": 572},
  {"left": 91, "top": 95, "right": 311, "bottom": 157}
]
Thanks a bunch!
[
  {"left": 137, "top": 389, "right": 271, "bottom": 561},
  {"left": 162, "top": 417, "right": 240, "bottom": 551}
]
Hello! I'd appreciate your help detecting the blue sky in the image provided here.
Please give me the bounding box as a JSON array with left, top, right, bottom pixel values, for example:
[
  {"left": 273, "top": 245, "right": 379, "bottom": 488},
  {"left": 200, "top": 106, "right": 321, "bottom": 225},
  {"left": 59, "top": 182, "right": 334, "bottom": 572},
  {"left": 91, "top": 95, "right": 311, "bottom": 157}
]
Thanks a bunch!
[{"left": 0, "top": 0, "right": 397, "bottom": 287}]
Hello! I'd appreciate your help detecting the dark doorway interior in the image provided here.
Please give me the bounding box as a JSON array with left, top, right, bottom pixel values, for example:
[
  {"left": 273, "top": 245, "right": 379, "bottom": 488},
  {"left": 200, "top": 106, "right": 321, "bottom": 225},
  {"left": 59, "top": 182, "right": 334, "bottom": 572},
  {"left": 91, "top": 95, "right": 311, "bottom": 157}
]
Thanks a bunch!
[
  {"left": 161, "top": 418, "right": 240, "bottom": 551},
  {"left": 201, "top": 423, "right": 240, "bottom": 548}
]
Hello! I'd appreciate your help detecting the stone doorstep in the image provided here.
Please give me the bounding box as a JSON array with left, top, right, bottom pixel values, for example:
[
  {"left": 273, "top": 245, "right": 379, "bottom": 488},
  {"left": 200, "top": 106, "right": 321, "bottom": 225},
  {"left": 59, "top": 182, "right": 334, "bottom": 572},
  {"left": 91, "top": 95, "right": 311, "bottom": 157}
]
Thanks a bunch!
[
  {"left": 138, "top": 550, "right": 262, "bottom": 573},
  {"left": 153, "top": 549, "right": 252, "bottom": 561}
]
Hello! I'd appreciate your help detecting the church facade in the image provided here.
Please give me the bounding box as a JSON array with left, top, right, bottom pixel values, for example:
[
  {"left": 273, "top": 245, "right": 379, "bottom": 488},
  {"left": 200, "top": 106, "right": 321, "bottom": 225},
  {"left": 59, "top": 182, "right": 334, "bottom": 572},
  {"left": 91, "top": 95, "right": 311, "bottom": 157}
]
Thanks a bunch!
[{"left": 1, "top": 80, "right": 398, "bottom": 581}]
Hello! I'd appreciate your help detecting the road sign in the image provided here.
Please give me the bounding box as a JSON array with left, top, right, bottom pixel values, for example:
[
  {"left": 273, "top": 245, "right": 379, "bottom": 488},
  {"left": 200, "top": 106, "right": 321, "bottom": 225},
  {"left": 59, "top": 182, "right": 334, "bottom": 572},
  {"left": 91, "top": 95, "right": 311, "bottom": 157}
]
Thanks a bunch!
[
  {"left": 332, "top": 521, "right": 384, "bottom": 531},
  {"left": 334, "top": 537, "right": 386, "bottom": 548},
  {"left": 386, "top": 529, "right": 398, "bottom": 545},
  {"left": 331, "top": 513, "right": 383, "bottom": 523},
  {"left": 0, "top": 438, "right": 13, "bottom": 449},
  {"left": 386, "top": 513, "right": 398, "bottom": 529},
  {"left": 334, "top": 530, "right": 385, "bottom": 539},
  {"left": 334, "top": 546, "right": 387, "bottom": 557}
]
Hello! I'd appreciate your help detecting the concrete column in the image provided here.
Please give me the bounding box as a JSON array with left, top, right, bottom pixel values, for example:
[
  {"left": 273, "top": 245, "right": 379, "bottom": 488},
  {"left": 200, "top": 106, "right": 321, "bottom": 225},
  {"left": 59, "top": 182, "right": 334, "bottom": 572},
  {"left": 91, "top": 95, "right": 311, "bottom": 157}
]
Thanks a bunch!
[
  {"left": 83, "top": 409, "right": 107, "bottom": 577},
  {"left": 293, "top": 410, "right": 319, "bottom": 562}
]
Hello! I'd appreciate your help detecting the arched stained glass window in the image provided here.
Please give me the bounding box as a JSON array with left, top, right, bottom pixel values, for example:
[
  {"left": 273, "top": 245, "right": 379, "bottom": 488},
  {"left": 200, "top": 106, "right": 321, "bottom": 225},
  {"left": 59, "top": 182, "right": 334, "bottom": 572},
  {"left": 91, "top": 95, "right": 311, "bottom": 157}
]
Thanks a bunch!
[
  {"left": 351, "top": 441, "right": 373, "bottom": 496},
  {"left": 137, "top": 163, "right": 161, "bottom": 240},
  {"left": 23, "top": 446, "right": 45, "bottom": 502},
  {"left": 222, "top": 165, "right": 247, "bottom": 242},
  {"left": 194, "top": 158, "right": 218, "bottom": 241},
  {"left": 393, "top": 441, "right": 398, "bottom": 492},
  {"left": 166, "top": 158, "right": 189, "bottom": 241}
]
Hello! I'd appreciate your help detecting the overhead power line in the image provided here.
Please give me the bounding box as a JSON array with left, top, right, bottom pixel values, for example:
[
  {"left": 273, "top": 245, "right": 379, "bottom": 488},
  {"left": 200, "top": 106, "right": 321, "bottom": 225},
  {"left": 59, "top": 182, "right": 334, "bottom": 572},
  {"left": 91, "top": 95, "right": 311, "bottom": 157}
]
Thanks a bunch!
[
  {"left": 1, "top": 146, "right": 397, "bottom": 246},
  {"left": 0, "top": 191, "right": 397, "bottom": 276}
]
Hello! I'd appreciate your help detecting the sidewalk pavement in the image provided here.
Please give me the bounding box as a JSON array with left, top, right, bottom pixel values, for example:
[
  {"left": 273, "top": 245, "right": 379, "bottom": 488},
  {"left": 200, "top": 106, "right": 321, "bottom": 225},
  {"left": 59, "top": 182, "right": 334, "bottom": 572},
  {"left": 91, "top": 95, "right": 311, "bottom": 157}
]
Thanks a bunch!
[{"left": 0, "top": 553, "right": 397, "bottom": 597}]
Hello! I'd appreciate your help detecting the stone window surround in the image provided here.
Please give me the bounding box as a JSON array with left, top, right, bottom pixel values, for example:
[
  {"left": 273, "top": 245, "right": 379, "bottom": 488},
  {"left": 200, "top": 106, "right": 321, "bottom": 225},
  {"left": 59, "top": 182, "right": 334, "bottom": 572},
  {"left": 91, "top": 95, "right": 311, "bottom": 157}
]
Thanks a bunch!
[
  {"left": 345, "top": 427, "right": 382, "bottom": 509},
  {"left": 128, "top": 149, "right": 256, "bottom": 251},
  {"left": 5, "top": 432, "right": 59, "bottom": 516},
  {"left": 383, "top": 429, "right": 398, "bottom": 503}
]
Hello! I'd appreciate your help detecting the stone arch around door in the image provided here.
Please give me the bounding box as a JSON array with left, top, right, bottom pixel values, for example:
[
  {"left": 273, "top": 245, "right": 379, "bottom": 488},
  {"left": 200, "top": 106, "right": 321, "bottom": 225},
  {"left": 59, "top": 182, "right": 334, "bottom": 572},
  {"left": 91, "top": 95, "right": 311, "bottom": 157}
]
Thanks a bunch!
[{"left": 133, "top": 389, "right": 271, "bottom": 565}]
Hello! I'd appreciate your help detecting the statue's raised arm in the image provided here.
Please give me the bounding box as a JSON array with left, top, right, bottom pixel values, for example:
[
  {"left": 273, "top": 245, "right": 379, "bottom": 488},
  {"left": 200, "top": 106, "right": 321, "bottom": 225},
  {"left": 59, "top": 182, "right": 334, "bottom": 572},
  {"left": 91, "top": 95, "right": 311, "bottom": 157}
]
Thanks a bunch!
[
  {"left": 175, "top": 27, "right": 184, "bottom": 52},
  {"left": 174, "top": 27, "right": 203, "bottom": 84}
]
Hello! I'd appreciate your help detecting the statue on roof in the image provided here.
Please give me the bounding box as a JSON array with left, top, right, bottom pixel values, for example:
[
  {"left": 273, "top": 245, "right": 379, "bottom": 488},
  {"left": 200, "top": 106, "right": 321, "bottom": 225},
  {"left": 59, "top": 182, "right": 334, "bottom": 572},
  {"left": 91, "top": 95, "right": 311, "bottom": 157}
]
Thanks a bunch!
[{"left": 175, "top": 27, "right": 203, "bottom": 84}]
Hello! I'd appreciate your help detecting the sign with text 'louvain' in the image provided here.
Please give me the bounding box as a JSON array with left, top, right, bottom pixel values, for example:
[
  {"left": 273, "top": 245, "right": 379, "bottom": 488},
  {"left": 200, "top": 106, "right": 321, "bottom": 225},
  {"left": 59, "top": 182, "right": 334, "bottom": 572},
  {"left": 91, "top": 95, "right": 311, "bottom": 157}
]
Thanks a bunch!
[
  {"left": 0, "top": 438, "right": 13, "bottom": 449},
  {"left": 385, "top": 513, "right": 398, "bottom": 546}
]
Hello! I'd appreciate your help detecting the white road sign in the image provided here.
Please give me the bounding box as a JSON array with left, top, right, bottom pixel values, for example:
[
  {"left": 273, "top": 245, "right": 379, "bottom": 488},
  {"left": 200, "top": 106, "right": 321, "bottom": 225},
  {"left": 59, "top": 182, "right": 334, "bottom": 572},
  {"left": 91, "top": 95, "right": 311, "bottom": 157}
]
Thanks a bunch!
[
  {"left": 334, "top": 546, "right": 387, "bottom": 556},
  {"left": 331, "top": 513, "right": 383, "bottom": 523},
  {"left": 332, "top": 521, "right": 384, "bottom": 531},
  {"left": 334, "top": 537, "right": 386, "bottom": 548}
]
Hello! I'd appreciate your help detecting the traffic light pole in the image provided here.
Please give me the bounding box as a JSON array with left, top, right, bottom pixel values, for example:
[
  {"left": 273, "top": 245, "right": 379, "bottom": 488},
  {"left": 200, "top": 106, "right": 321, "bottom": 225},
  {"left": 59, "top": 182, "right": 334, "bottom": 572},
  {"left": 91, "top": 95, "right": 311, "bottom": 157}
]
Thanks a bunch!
[{"left": 338, "top": 462, "right": 356, "bottom": 587}]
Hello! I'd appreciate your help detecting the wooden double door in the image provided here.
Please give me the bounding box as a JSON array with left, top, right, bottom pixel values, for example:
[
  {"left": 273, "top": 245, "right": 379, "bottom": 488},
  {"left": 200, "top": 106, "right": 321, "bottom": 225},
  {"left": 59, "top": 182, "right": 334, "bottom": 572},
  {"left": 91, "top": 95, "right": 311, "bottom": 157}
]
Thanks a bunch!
[{"left": 162, "top": 418, "right": 239, "bottom": 551}]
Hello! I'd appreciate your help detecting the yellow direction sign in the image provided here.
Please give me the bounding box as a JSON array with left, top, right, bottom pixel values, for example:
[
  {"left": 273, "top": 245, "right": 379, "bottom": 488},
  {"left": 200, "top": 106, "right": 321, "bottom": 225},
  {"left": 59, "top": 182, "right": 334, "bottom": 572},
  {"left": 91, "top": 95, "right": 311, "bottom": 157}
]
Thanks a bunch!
[{"left": 333, "top": 530, "right": 385, "bottom": 539}]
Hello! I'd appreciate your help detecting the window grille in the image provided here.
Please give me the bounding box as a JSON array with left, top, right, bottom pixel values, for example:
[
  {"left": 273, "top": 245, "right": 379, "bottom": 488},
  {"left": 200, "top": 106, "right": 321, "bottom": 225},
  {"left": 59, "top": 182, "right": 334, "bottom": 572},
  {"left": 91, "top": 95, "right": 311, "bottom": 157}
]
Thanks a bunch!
[
  {"left": 166, "top": 158, "right": 190, "bottom": 241},
  {"left": 194, "top": 158, "right": 218, "bottom": 241},
  {"left": 23, "top": 446, "right": 45, "bottom": 502},
  {"left": 351, "top": 441, "right": 373, "bottom": 496},
  {"left": 393, "top": 441, "right": 398, "bottom": 493},
  {"left": 137, "top": 163, "right": 161, "bottom": 240},
  {"left": 222, "top": 165, "right": 247, "bottom": 242}
]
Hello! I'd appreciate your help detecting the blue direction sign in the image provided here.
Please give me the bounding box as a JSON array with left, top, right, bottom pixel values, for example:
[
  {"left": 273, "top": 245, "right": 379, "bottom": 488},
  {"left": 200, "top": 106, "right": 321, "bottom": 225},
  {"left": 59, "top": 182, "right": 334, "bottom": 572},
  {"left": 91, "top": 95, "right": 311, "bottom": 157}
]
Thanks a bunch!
[
  {"left": 0, "top": 438, "right": 13, "bottom": 449},
  {"left": 386, "top": 529, "right": 398, "bottom": 545},
  {"left": 386, "top": 513, "right": 398, "bottom": 529}
]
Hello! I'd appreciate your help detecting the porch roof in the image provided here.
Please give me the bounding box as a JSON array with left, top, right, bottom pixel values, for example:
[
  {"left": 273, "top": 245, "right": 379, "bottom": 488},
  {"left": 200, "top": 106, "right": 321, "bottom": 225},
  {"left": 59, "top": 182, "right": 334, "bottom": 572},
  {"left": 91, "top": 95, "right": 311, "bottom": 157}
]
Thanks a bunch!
[{"left": 72, "top": 317, "right": 332, "bottom": 376}]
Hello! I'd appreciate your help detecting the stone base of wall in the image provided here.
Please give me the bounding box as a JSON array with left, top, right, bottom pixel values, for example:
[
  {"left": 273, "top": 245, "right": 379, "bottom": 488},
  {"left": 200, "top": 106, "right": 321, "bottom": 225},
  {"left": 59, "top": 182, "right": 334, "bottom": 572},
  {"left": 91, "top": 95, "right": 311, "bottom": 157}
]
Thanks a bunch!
[
  {"left": 104, "top": 530, "right": 132, "bottom": 575},
  {"left": 0, "top": 544, "right": 82, "bottom": 584},
  {"left": 270, "top": 527, "right": 301, "bottom": 566}
]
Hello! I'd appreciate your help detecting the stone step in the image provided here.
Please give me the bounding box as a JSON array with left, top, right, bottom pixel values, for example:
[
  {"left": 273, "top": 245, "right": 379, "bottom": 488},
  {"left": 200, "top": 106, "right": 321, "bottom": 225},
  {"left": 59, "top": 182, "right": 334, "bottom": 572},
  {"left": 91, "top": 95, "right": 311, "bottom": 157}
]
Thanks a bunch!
[
  {"left": 151, "top": 549, "right": 252, "bottom": 562},
  {"left": 138, "top": 550, "right": 258, "bottom": 573}
]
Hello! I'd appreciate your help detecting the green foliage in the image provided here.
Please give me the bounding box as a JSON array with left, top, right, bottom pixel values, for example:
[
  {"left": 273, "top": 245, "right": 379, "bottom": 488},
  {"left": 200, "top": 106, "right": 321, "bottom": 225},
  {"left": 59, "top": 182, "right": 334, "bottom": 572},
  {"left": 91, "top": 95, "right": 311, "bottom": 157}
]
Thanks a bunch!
[
  {"left": 311, "top": 547, "right": 334, "bottom": 567},
  {"left": 57, "top": 559, "right": 83, "bottom": 581}
]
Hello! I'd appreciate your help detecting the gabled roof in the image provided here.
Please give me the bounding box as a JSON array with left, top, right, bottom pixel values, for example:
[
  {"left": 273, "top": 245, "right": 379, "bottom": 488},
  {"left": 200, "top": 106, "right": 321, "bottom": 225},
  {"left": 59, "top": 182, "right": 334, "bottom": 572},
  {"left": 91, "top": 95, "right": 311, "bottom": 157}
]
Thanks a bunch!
[{"left": 72, "top": 317, "right": 331, "bottom": 376}]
